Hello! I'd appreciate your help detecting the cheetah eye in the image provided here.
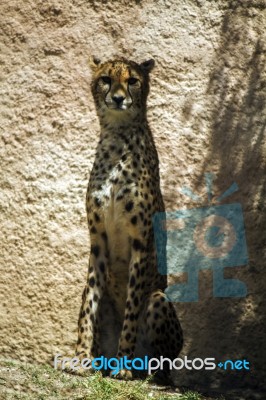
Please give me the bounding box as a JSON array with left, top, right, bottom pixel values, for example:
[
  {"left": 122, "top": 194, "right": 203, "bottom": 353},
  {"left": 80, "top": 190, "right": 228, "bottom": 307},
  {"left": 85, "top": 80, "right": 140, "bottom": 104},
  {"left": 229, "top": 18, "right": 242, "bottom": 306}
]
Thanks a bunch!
[
  {"left": 101, "top": 76, "right": 111, "bottom": 84},
  {"left": 128, "top": 77, "right": 138, "bottom": 85}
]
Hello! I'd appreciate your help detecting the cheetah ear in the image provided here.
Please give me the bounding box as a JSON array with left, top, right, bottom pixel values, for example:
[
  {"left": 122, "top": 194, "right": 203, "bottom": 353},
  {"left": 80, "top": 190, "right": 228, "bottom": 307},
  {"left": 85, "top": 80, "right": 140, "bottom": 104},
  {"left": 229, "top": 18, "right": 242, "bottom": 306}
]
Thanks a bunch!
[
  {"left": 140, "top": 59, "right": 155, "bottom": 73},
  {"left": 89, "top": 56, "right": 101, "bottom": 71}
]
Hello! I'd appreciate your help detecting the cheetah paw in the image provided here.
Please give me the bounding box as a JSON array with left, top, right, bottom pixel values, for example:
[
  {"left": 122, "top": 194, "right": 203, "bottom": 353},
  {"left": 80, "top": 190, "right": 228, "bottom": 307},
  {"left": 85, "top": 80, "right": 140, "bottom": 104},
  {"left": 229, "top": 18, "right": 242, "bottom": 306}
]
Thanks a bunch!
[
  {"left": 111, "top": 369, "right": 133, "bottom": 380},
  {"left": 60, "top": 360, "right": 95, "bottom": 376}
]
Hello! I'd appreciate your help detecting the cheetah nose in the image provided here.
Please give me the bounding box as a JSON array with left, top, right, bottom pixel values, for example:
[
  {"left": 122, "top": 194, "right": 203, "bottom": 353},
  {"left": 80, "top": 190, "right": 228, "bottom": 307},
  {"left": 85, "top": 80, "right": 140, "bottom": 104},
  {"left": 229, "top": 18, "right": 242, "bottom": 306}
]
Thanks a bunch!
[{"left": 112, "top": 95, "right": 125, "bottom": 105}]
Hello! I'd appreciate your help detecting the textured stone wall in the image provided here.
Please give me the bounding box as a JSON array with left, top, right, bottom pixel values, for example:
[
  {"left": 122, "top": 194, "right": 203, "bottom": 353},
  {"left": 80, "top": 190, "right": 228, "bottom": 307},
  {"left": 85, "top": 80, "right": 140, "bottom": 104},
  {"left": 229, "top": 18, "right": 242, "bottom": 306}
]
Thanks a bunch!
[{"left": 1, "top": 0, "right": 265, "bottom": 394}]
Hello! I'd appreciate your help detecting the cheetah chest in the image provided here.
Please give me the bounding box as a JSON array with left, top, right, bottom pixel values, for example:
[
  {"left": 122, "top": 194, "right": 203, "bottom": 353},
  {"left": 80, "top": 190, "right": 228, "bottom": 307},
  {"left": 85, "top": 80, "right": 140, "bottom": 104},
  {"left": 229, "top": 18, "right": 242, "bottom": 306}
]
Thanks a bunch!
[{"left": 90, "top": 168, "right": 139, "bottom": 277}]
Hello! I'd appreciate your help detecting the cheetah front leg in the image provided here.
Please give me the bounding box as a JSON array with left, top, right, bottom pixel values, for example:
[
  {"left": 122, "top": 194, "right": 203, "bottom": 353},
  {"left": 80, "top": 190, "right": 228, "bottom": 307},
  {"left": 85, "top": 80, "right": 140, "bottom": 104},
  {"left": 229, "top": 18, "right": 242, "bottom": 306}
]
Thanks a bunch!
[
  {"left": 113, "top": 240, "right": 148, "bottom": 380},
  {"left": 75, "top": 231, "right": 108, "bottom": 369}
]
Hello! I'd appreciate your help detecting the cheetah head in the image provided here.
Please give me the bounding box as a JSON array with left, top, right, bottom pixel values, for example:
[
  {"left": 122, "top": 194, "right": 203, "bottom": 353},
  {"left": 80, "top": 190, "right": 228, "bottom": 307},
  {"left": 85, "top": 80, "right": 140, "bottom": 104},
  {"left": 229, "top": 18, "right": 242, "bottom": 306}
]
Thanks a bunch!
[{"left": 89, "top": 57, "right": 154, "bottom": 123}]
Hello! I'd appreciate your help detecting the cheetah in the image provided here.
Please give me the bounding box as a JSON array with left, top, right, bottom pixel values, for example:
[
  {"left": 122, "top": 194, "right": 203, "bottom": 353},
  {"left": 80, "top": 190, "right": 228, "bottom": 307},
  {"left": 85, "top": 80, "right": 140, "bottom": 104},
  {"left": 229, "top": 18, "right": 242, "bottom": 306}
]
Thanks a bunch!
[{"left": 75, "top": 56, "right": 183, "bottom": 381}]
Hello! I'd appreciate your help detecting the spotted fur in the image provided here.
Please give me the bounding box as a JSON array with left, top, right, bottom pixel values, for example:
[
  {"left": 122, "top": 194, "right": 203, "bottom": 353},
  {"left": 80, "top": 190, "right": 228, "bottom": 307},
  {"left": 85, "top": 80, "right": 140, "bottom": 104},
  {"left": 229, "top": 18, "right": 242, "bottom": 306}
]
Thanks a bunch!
[{"left": 75, "top": 57, "right": 183, "bottom": 380}]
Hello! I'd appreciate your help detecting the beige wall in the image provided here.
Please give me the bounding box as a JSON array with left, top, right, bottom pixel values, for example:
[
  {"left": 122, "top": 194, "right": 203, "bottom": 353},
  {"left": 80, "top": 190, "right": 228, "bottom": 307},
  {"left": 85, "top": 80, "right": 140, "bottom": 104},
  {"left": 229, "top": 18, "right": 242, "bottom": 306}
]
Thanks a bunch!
[{"left": 1, "top": 0, "right": 265, "bottom": 394}]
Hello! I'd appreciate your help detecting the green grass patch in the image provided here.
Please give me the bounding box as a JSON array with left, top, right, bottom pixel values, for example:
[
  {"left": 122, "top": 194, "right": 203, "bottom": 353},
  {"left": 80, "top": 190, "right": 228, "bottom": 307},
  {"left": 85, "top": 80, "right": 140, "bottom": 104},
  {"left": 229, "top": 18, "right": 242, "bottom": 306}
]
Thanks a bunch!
[{"left": 0, "top": 359, "right": 223, "bottom": 400}]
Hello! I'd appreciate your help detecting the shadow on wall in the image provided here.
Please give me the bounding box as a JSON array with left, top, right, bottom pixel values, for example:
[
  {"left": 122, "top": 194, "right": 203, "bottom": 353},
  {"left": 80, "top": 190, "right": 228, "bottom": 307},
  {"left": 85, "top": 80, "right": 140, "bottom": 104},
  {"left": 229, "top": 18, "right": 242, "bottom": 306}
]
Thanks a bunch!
[{"left": 172, "top": 3, "right": 266, "bottom": 393}]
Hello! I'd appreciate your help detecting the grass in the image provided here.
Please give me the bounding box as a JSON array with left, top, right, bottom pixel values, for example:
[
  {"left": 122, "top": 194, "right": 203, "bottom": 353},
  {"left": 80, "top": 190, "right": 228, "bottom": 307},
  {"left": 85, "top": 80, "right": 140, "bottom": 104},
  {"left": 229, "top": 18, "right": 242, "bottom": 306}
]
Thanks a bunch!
[{"left": 0, "top": 359, "right": 224, "bottom": 400}]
